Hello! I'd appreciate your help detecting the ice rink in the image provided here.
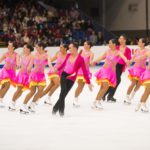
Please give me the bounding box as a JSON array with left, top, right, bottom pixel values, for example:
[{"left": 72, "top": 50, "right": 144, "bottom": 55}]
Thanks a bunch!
[{"left": 0, "top": 67, "right": 150, "bottom": 150}]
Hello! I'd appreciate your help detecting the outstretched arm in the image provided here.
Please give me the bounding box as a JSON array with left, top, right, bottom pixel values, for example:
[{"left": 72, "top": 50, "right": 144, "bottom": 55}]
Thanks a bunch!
[
  {"left": 51, "top": 52, "right": 59, "bottom": 62},
  {"left": 134, "top": 54, "right": 147, "bottom": 62},
  {"left": 91, "top": 51, "right": 107, "bottom": 65},
  {"left": 27, "top": 55, "right": 34, "bottom": 72},
  {"left": 47, "top": 54, "right": 53, "bottom": 69},
  {"left": 16, "top": 53, "right": 20, "bottom": 68},
  {"left": 0, "top": 54, "right": 6, "bottom": 63},
  {"left": 57, "top": 54, "right": 70, "bottom": 71},
  {"left": 118, "top": 52, "right": 128, "bottom": 63},
  {"left": 89, "top": 52, "right": 94, "bottom": 65}
]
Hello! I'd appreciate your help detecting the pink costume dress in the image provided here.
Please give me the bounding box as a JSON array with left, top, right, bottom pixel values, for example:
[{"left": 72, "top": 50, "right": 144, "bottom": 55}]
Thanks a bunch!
[
  {"left": 95, "top": 49, "right": 119, "bottom": 87},
  {"left": 0, "top": 52, "right": 17, "bottom": 86},
  {"left": 76, "top": 52, "right": 92, "bottom": 82},
  {"left": 48, "top": 52, "right": 66, "bottom": 79},
  {"left": 15, "top": 55, "right": 33, "bottom": 90},
  {"left": 140, "top": 57, "right": 150, "bottom": 86},
  {"left": 29, "top": 52, "right": 47, "bottom": 87},
  {"left": 128, "top": 49, "right": 147, "bottom": 82}
]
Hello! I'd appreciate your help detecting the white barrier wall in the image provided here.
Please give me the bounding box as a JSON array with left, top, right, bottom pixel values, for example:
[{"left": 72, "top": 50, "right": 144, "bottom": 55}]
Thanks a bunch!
[{"left": 0, "top": 45, "right": 143, "bottom": 65}]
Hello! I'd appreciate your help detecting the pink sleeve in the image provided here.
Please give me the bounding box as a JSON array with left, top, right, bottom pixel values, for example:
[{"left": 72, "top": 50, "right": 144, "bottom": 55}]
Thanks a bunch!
[
  {"left": 126, "top": 47, "right": 131, "bottom": 60},
  {"left": 80, "top": 57, "right": 90, "bottom": 84}
]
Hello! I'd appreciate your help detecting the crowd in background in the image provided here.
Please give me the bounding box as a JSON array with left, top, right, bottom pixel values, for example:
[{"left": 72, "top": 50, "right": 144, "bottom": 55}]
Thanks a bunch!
[
  {"left": 0, "top": 0, "right": 150, "bottom": 47},
  {"left": 0, "top": 0, "right": 104, "bottom": 47}
]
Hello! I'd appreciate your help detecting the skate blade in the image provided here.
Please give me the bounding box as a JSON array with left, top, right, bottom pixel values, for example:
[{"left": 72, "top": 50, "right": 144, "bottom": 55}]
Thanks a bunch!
[
  {"left": 141, "top": 109, "right": 149, "bottom": 113},
  {"left": 96, "top": 107, "right": 103, "bottom": 110},
  {"left": 8, "top": 107, "right": 16, "bottom": 111},
  {"left": 28, "top": 110, "right": 36, "bottom": 113},
  {"left": 91, "top": 106, "right": 103, "bottom": 110},
  {"left": 124, "top": 101, "right": 131, "bottom": 105},
  {"left": 73, "top": 104, "right": 80, "bottom": 108},
  {"left": 44, "top": 101, "right": 52, "bottom": 105},
  {"left": 20, "top": 109, "right": 29, "bottom": 114}
]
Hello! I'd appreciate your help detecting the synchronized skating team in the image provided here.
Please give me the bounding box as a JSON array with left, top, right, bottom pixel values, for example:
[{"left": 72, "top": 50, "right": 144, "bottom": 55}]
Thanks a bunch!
[{"left": 0, "top": 35, "right": 150, "bottom": 116}]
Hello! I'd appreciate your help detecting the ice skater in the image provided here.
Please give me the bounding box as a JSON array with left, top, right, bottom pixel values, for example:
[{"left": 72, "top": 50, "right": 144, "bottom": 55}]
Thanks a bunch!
[
  {"left": 92, "top": 39, "right": 128, "bottom": 109},
  {"left": 0, "top": 41, "right": 20, "bottom": 107},
  {"left": 73, "top": 41, "right": 94, "bottom": 107},
  {"left": 42, "top": 44, "right": 68, "bottom": 105},
  {"left": 135, "top": 51, "right": 150, "bottom": 112},
  {"left": 52, "top": 42, "right": 93, "bottom": 116},
  {"left": 124, "top": 38, "right": 148, "bottom": 104}
]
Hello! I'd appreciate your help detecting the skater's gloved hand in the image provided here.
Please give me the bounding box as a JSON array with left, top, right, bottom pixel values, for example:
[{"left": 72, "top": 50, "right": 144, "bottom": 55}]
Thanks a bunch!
[
  {"left": 27, "top": 67, "right": 31, "bottom": 74},
  {"left": 16, "top": 64, "right": 21, "bottom": 70},
  {"left": 126, "top": 60, "right": 131, "bottom": 66},
  {"left": 52, "top": 67, "right": 58, "bottom": 73},
  {"left": 90, "top": 61, "right": 97, "bottom": 66}
]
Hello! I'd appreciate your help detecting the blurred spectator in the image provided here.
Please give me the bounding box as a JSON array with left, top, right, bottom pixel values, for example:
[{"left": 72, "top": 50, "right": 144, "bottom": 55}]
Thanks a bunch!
[
  {"left": 23, "top": 32, "right": 30, "bottom": 43},
  {"left": 70, "top": 7, "right": 79, "bottom": 19},
  {"left": 89, "top": 31, "right": 97, "bottom": 45}
]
